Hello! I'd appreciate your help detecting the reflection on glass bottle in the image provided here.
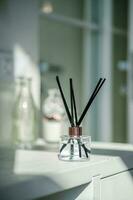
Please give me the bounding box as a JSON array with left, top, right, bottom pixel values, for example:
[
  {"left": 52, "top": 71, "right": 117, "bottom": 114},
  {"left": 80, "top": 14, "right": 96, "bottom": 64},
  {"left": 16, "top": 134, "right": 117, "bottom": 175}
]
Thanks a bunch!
[{"left": 13, "top": 77, "right": 36, "bottom": 149}]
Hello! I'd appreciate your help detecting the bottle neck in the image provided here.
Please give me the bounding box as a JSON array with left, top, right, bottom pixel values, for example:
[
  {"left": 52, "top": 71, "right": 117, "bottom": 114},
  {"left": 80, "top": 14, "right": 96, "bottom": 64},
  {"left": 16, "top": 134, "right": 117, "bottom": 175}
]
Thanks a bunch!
[
  {"left": 16, "top": 78, "right": 32, "bottom": 98},
  {"left": 20, "top": 83, "right": 31, "bottom": 97},
  {"left": 69, "top": 127, "right": 82, "bottom": 137}
]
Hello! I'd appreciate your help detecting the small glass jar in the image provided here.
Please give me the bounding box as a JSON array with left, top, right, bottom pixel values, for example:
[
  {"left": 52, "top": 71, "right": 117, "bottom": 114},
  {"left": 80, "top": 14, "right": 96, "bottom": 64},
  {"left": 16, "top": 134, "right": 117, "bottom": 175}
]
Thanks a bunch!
[
  {"left": 42, "top": 89, "right": 65, "bottom": 143},
  {"left": 58, "top": 129, "right": 91, "bottom": 161}
]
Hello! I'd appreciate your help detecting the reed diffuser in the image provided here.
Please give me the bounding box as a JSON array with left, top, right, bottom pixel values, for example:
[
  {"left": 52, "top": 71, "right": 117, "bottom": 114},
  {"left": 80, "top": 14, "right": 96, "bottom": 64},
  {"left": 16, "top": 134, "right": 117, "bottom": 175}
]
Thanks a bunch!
[{"left": 56, "top": 76, "right": 106, "bottom": 161}]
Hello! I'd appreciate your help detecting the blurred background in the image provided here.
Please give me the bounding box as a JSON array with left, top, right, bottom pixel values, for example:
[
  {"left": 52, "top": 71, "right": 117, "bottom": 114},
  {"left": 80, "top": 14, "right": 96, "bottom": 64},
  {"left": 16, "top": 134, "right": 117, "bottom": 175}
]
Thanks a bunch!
[{"left": 0, "top": 0, "right": 132, "bottom": 146}]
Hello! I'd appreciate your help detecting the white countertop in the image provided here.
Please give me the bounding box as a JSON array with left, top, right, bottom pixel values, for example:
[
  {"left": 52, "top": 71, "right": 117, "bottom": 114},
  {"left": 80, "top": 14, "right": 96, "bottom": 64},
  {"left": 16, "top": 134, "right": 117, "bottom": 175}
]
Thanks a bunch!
[
  {"left": 92, "top": 141, "right": 133, "bottom": 151},
  {"left": 0, "top": 146, "right": 133, "bottom": 200}
]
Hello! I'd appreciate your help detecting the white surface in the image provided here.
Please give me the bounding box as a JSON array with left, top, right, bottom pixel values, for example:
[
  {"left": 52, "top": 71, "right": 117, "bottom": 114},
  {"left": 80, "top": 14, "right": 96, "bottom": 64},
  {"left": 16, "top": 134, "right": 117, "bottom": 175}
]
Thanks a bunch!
[
  {"left": 1, "top": 148, "right": 133, "bottom": 199},
  {"left": 92, "top": 141, "right": 133, "bottom": 151},
  {"left": 101, "top": 169, "right": 133, "bottom": 200},
  {"left": 14, "top": 150, "right": 112, "bottom": 175},
  {"left": 13, "top": 150, "right": 132, "bottom": 189}
]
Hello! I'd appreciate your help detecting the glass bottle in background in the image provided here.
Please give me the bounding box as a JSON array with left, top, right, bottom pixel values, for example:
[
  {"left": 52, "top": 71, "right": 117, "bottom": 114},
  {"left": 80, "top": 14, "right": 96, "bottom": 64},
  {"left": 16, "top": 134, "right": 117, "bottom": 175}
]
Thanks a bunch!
[{"left": 12, "top": 77, "right": 36, "bottom": 149}]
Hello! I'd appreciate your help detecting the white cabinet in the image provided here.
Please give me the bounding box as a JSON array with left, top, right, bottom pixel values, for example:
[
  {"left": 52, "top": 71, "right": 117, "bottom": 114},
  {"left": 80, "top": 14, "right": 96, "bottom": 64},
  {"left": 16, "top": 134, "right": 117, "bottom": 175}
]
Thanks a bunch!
[
  {"left": 101, "top": 170, "right": 133, "bottom": 200},
  {"left": 1, "top": 146, "right": 133, "bottom": 200}
]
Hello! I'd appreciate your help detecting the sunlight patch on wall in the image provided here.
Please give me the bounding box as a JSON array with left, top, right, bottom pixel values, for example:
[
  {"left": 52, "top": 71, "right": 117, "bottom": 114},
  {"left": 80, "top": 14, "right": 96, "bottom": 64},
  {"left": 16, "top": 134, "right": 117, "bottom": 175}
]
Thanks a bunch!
[{"left": 13, "top": 44, "right": 40, "bottom": 108}]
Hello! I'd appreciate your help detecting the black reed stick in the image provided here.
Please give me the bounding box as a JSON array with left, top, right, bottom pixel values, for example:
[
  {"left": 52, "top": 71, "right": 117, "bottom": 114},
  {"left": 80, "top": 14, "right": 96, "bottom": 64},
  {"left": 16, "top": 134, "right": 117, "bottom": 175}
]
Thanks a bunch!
[
  {"left": 84, "top": 78, "right": 105, "bottom": 112},
  {"left": 89, "top": 78, "right": 105, "bottom": 102},
  {"left": 60, "top": 143, "right": 67, "bottom": 153},
  {"left": 77, "top": 138, "right": 81, "bottom": 157},
  {"left": 60, "top": 138, "right": 71, "bottom": 153},
  {"left": 70, "top": 139, "right": 74, "bottom": 157},
  {"left": 70, "top": 78, "right": 78, "bottom": 126},
  {"left": 56, "top": 76, "right": 73, "bottom": 126},
  {"left": 90, "top": 78, "right": 103, "bottom": 98},
  {"left": 82, "top": 144, "right": 88, "bottom": 158},
  {"left": 70, "top": 79, "right": 74, "bottom": 126},
  {"left": 88, "top": 78, "right": 106, "bottom": 107},
  {"left": 77, "top": 78, "right": 106, "bottom": 126}
]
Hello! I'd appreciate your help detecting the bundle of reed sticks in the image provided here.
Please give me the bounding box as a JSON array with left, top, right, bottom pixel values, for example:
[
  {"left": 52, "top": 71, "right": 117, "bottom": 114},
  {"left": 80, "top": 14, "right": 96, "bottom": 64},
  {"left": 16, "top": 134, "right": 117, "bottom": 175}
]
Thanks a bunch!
[{"left": 56, "top": 76, "right": 106, "bottom": 128}]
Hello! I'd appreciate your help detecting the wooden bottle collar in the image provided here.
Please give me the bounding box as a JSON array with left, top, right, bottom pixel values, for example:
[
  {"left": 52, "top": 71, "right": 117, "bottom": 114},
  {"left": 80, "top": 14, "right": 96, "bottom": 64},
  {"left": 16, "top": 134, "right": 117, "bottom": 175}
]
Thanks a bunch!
[{"left": 69, "top": 127, "right": 82, "bottom": 137}]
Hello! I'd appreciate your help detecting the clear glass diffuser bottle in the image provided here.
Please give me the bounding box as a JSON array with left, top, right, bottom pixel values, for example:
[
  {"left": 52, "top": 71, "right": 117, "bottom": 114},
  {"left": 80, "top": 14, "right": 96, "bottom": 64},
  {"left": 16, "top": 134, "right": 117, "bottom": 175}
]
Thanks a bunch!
[
  {"left": 58, "top": 127, "right": 91, "bottom": 161},
  {"left": 56, "top": 76, "right": 105, "bottom": 162},
  {"left": 12, "top": 77, "right": 36, "bottom": 149}
]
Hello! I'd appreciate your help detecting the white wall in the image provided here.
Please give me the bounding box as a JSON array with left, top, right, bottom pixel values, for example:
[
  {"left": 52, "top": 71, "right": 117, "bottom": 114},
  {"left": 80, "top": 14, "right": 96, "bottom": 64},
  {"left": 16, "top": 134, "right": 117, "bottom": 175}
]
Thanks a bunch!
[
  {"left": 0, "top": 0, "right": 40, "bottom": 107},
  {"left": 0, "top": 0, "right": 40, "bottom": 145},
  {"left": 127, "top": 0, "right": 133, "bottom": 143},
  {"left": 40, "top": 0, "right": 82, "bottom": 111}
]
